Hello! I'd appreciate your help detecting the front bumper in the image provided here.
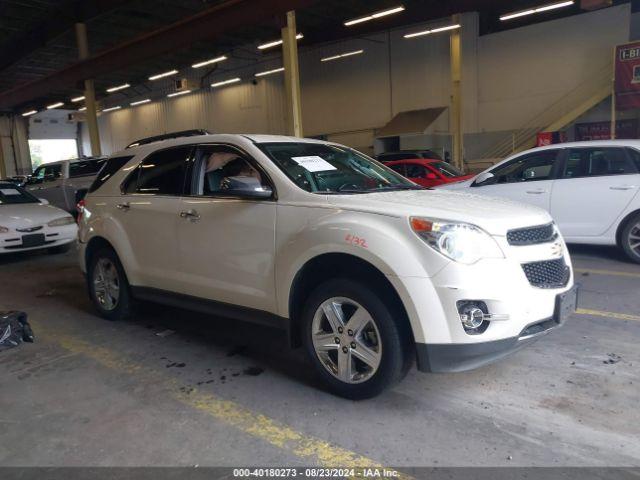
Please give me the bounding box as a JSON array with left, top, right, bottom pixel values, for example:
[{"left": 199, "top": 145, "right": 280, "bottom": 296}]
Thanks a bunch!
[
  {"left": 416, "top": 285, "right": 578, "bottom": 373},
  {"left": 0, "top": 223, "right": 77, "bottom": 254}
]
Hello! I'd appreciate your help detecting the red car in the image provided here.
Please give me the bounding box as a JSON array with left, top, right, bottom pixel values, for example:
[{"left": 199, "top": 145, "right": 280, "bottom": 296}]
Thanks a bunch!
[{"left": 385, "top": 158, "right": 474, "bottom": 187}]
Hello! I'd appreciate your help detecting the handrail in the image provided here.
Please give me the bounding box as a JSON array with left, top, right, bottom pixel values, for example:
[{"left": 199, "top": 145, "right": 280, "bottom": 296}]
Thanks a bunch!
[{"left": 478, "top": 63, "right": 612, "bottom": 160}]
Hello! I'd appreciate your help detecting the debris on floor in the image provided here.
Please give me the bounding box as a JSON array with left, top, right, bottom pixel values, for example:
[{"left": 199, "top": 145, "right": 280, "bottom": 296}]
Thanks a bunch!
[
  {"left": 155, "top": 329, "right": 175, "bottom": 337},
  {"left": 603, "top": 353, "right": 622, "bottom": 365},
  {"left": 0, "top": 311, "right": 34, "bottom": 351}
]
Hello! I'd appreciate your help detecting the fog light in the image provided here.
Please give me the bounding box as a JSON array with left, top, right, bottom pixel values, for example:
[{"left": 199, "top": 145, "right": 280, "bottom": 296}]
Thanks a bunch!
[
  {"left": 460, "top": 307, "right": 484, "bottom": 329},
  {"left": 457, "top": 300, "right": 490, "bottom": 334}
]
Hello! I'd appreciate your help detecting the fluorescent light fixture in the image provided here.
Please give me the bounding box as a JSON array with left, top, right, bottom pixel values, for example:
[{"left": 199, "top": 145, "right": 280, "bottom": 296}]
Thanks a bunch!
[
  {"left": 344, "top": 6, "right": 405, "bottom": 26},
  {"left": 106, "top": 83, "right": 130, "bottom": 93},
  {"left": 46, "top": 102, "right": 64, "bottom": 109},
  {"left": 321, "top": 49, "right": 364, "bottom": 62},
  {"left": 167, "top": 90, "right": 191, "bottom": 98},
  {"left": 255, "top": 67, "right": 285, "bottom": 77},
  {"left": 500, "top": 1, "right": 573, "bottom": 21},
  {"left": 148, "top": 69, "right": 178, "bottom": 81},
  {"left": 71, "top": 95, "right": 85, "bottom": 102},
  {"left": 211, "top": 78, "right": 241, "bottom": 88},
  {"left": 130, "top": 99, "right": 151, "bottom": 106},
  {"left": 78, "top": 107, "right": 87, "bottom": 112},
  {"left": 404, "top": 23, "right": 461, "bottom": 39},
  {"left": 102, "top": 106, "right": 121, "bottom": 112},
  {"left": 191, "top": 55, "right": 228, "bottom": 68},
  {"left": 22, "top": 110, "right": 37, "bottom": 117},
  {"left": 258, "top": 33, "right": 303, "bottom": 50}
]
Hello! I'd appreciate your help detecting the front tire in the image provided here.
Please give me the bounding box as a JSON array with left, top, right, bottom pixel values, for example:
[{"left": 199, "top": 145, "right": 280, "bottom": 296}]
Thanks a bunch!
[
  {"left": 87, "top": 247, "right": 132, "bottom": 321},
  {"left": 302, "top": 279, "right": 411, "bottom": 399},
  {"left": 621, "top": 214, "right": 640, "bottom": 264}
]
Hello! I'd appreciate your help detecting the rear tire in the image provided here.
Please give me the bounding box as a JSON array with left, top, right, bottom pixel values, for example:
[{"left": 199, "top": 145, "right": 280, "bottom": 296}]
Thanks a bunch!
[
  {"left": 621, "top": 213, "right": 640, "bottom": 264},
  {"left": 87, "top": 247, "right": 132, "bottom": 321},
  {"left": 302, "top": 278, "right": 411, "bottom": 400}
]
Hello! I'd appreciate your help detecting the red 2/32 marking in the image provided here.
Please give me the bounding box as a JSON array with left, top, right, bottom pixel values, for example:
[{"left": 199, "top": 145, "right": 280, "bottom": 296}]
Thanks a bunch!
[{"left": 345, "top": 234, "right": 368, "bottom": 249}]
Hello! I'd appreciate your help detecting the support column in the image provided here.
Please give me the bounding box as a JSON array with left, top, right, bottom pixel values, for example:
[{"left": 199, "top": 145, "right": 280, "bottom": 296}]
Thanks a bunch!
[
  {"left": 281, "top": 11, "right": 303, "bottom": 137},
  {"left": 449, "top": 14, "right": 463, "bottom": 170},
  {"left": 75, "top": 23, "right": 101, "bottom": 156}
]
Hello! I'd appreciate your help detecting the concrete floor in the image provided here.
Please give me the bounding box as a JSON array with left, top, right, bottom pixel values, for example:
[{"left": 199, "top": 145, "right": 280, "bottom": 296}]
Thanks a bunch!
[{"left": 1, "top": 244, "right": 639, "bottom": 468}]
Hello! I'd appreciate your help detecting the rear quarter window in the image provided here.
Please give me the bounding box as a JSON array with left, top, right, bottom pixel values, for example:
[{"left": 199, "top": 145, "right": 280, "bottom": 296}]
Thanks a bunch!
[{"left": 88, "top": 156, "right": 134, "bottom": 193}]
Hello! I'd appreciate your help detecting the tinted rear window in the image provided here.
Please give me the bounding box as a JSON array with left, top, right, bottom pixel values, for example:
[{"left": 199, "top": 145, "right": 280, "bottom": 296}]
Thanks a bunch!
[
  {"left": 88, "top": 156, "right": 134, "bottom": 193},
  {"left": 70, "top": 159, "right": 106, "bottom": 178}
]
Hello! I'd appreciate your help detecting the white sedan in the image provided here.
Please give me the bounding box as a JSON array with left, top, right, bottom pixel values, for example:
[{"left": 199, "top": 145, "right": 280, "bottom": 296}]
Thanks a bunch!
[
  {"left": 1, "top": 182, "right": 77, "bottom": 254},
  {"left": 440, "top": 140, "right": 640, "bottom": 263}
]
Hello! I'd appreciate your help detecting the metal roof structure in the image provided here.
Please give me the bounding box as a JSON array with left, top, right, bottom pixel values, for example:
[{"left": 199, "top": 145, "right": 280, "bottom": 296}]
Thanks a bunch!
[{"left": 0, "top": 0, "right": 623, "bottom": 113}]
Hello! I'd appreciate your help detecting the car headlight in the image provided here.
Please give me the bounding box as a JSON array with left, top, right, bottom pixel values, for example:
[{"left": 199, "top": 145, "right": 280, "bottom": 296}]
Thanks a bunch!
[
  {"left": 0, "top": 226, "right": 8, "bottom": 233},
  {"left": 47, "top": 216, "right": 75, "bottom": 227},
  {"left": 410, "top": 217, "right": 504, "bottom": 265}
]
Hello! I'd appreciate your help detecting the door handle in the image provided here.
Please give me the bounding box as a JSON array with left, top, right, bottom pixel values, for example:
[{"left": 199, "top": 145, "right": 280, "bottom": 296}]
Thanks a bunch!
[
  {"left": 116, "top": 202, "right": 130, "bottom": 210},
  {"left": 526, "top": 189, "right": 546, "bottom": 194},
  {"left": 180, "top": 209, "right": 200, "bottom": 221},
  {"left": 609, "top": 186, "right": 637, "bottom": 191}
]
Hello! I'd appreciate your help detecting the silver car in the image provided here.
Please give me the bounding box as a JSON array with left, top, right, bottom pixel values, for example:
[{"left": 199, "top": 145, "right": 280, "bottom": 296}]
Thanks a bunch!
[{"left": 25, "top": 157, "right": 105, "bottom": 213}]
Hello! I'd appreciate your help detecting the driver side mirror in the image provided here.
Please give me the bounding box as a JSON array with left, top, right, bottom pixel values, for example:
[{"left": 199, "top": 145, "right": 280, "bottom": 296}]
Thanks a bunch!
[
  {"left": 219, "top": 176, "right": 273, "bottom": 199},
  {"left": 425, "top": 172, "right": 438, "bottom": 180},
  {"left": 39, "top": 198, "right": 50, "bottom": 205},
  {"left": 473, "top": 171, "right": 494, "bottom": 187}
]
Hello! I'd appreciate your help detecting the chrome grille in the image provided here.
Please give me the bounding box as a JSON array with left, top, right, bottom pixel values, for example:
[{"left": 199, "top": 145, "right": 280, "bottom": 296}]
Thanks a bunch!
[
  {"left": 522, "top": 258, "right": 570, "bottom": 289},
  {"left": 507, "top": 223, "right": 556, "bottom": 246}
]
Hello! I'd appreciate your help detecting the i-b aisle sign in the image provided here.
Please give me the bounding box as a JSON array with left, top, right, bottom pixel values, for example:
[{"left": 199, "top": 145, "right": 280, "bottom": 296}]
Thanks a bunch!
[{"left": 616, "top": 41, "right": 640, "bottom": 110}]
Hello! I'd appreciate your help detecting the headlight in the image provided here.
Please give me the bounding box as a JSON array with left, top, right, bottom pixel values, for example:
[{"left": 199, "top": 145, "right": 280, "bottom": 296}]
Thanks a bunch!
[
  {"left": 47, "top": 216, "right": 75, "bottom": 227},
  {"left": 410, "top": 217, "right": 504, "bottom": 265},
  {"left": 0, "top": 226, "right": 8, "bottom": 233}
]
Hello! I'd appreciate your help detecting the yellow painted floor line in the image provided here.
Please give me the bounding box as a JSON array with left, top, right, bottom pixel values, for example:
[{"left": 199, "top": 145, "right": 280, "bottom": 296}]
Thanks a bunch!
[
  {"left": 40, "top": 327, "right": 406, "bottom": 474},
  {"left": 574, "top": 267, "right": 640, "bottom": 279},
  {"left": 576, "top": 308, "right": 640, "bottom": 322}
]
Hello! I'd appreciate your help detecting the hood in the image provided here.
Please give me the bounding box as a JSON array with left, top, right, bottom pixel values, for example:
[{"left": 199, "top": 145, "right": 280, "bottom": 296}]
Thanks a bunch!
[
  {"left": 0, "top": 203, "right": 72, "bottom": 229},
  {"left": 437, "top": 178, "right": 474, "bottom": 190},
  {"left": 327, "top": 189, "right": 551, "bottom": 236}
]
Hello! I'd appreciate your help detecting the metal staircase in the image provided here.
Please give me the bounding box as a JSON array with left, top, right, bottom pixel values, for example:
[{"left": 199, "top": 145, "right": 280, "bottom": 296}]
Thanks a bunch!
[{"left": 477, "top": 63, "right": 613, "bottom": 161}]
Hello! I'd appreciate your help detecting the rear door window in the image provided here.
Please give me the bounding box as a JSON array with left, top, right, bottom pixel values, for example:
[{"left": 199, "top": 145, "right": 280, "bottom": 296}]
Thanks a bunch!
[
  {"left": 123, "top": 147, "right": 192, "bottom": 195},
  {"left": 388, "top": 164, "right": 407, "bottom": 176},
  {"left": 562, "top": 148, "right": 635, "bottom": 178},
  {"left": 405, "top": 164, "right": 428, "bottom": 178}
]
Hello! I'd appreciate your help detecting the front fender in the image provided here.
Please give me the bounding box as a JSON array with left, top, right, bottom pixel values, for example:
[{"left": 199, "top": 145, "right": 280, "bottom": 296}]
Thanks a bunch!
[{"left": 274, "top": 205, "right": 449, "bottom": 319}]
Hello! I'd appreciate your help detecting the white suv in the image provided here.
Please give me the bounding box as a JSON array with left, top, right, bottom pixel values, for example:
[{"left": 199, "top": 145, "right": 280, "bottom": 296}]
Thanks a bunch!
[{"left": 78, "top": 134, "right": 576, "bottom": 398}]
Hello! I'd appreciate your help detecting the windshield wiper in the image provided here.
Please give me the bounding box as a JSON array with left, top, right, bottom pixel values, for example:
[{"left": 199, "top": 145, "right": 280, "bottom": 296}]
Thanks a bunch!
[{"left": 373, "top": 185, "right": 426, "bottom": 191}]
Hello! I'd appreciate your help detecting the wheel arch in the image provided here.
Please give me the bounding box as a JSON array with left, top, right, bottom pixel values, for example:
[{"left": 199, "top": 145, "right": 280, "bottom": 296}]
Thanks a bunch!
[
  {"left": 615, "top": 208, "right": 640, "bottom": 247},
  {"left": 287, "top": 253, "right": 414, "bottom": 348}
]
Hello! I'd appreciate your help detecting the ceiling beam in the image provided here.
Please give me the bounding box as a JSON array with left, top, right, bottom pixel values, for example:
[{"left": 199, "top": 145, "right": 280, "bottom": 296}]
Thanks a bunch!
[
  {"left": 0, "top": 0, "right": 318, "bottom": 110},
  {"left": 0, "top": 0, "right": 132, "bottom": 74}
]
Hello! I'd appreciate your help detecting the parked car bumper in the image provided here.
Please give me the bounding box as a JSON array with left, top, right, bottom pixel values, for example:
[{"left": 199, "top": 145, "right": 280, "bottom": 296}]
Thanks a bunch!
[{"left": 0, "top": 223, "right": 77, "bottom": 254}]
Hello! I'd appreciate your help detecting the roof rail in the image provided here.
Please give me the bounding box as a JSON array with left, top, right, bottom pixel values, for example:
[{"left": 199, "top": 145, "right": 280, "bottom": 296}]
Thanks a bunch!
[{"left": 126, "top": 129, "right": 211, "bottom": 149}]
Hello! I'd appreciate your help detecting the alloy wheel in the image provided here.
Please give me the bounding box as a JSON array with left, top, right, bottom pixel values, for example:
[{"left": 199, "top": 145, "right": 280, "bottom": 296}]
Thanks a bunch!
[
  {"left": 629, "top": 221, "right": 640, "bottom": 257},
  {"left": 93, "top": 257, "right": 120, "bottom": 311},
  {"left": 311, "top": 297, "right": 382, "bottom": 384}
]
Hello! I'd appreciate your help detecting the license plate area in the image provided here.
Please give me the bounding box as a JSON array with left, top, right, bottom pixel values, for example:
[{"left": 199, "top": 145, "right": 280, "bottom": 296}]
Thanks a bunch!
[
  {"left": 21, "top": 233, "right": 46, "bottom": 248},
  {"left": 554, "top": 285, "right": 578, "bottom": 324}
]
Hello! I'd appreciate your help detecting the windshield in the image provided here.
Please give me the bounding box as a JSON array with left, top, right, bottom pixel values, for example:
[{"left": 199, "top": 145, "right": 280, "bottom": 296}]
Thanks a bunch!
[
  {"left": 258, "top": 143, "right": 421, "bottom": 193},
  {"left": 430, "top": 161, "right": 464, "bottom": 178},
  {"left": 0, "top": 185, "right": 40, "bottom": 205}
]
